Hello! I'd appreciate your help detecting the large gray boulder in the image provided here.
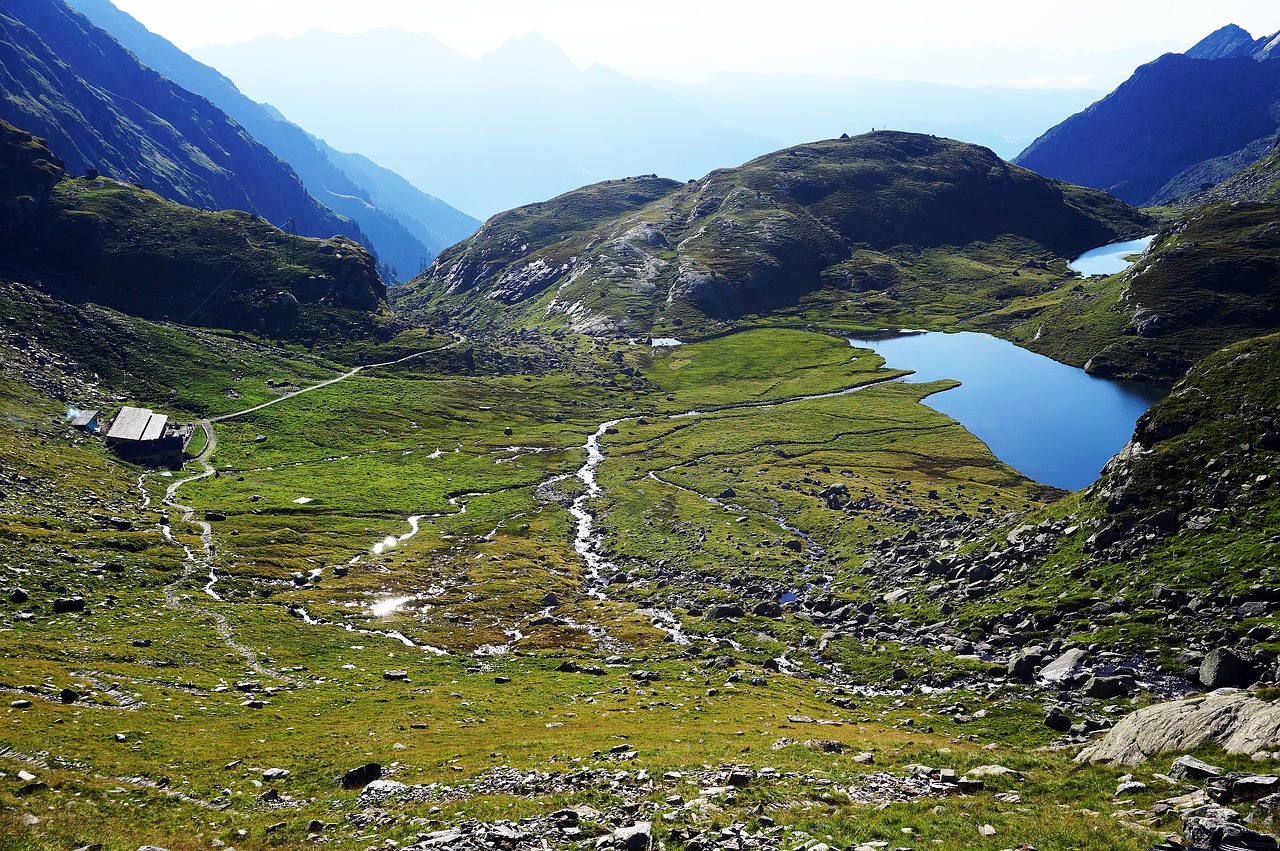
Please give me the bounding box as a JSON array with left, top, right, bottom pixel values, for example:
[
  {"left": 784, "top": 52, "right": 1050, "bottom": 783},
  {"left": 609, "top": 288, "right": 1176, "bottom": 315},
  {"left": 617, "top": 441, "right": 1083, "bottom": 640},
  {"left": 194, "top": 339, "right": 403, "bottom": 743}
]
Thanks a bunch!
[
  {"left": 1199, "top": 648, "right": 1261, "bottom": 689},
  {"left": 1077, "top": 692, "right": 1280, "bottom": 766}
]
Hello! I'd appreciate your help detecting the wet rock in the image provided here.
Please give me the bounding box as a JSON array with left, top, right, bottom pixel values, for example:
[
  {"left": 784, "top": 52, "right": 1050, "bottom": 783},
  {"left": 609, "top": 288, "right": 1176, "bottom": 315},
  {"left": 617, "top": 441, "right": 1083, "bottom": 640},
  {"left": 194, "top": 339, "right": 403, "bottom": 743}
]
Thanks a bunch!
[
  {"left": 1039, "top": 648, "right": 1089, "bottom": 683},
  {"left": 1081, "top": 674, "right": 1136, "bottom": 699},
  {"left": 1007, "top": 645, "right": 1047, "bottom": 680}
]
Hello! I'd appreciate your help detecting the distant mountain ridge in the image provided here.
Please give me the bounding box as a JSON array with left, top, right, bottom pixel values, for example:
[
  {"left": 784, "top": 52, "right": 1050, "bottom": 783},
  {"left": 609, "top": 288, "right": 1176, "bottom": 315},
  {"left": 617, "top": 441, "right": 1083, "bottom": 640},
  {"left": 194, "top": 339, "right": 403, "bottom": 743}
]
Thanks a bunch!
[
  {"left": 0, "top": 0, "right": 356, "bottom": 246},
  {"left": 195, "top": 28, "right": 1097, "bottom": 220},
  {"left": 1015, "top": 25, "right": 1280, "bottom": 207},
  {"left": 61, "top": 0, "right": 479, "bottom": 280},
  {"left": 196, "top": 29, "right": 775, "bottom": 219}
]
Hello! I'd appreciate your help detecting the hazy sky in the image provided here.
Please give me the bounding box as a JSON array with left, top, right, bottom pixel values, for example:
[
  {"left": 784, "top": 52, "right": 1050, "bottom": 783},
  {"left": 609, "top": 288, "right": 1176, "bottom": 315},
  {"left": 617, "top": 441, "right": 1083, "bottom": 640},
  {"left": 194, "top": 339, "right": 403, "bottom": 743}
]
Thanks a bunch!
[{"left": 110, "top": 0, "right": 1279, "bottom": 87}]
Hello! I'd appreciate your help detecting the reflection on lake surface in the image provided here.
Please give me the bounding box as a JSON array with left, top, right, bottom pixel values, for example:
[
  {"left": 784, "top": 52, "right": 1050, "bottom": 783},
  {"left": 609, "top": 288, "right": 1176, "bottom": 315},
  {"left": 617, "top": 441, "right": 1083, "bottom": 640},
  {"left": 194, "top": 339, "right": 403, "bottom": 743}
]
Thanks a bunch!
[
  {"left": 848, "top": 332, "right": 1167, "bottom": 490},
  {"left": 1069, "top": 235, "right": 1155, "bottom": 277}
]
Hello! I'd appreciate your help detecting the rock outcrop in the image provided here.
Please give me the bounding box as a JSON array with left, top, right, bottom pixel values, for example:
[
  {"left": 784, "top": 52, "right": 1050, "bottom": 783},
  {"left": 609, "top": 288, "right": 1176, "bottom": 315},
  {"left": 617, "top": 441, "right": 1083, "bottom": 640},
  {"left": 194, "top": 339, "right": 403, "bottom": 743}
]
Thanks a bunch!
[{"left": 1077, "top": 692, "right": 1280, "bottom": 766}]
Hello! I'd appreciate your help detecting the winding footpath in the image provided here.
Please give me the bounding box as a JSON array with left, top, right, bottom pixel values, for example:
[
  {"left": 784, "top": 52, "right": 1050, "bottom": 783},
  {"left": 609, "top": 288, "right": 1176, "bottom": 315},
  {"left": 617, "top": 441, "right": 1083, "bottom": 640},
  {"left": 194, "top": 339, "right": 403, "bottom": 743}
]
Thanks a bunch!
[{"left": 146, "top": 341, "right": 463, "bottom": 684}]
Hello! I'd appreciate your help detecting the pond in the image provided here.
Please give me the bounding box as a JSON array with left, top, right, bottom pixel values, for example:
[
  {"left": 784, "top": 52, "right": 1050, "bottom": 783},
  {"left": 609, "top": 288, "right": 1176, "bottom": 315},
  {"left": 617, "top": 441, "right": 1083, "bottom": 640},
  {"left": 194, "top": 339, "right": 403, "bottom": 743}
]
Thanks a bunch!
[
  {"left": 1068, "top": 235, "right": 1155, "bottom": 277},
  {"left": 847, "top": 331, "right": 1167, "bottom": 490}
]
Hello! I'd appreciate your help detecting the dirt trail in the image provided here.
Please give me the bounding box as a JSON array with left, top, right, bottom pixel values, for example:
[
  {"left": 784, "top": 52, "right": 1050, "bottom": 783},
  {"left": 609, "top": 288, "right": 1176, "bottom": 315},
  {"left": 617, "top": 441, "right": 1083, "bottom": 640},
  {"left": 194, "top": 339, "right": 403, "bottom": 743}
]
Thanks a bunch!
[
  {"left": 145, "top": 342, "right": 460, "bottom": 685},
  {"left": 209, "top": 342, "right": 460, "bottom": 423}
]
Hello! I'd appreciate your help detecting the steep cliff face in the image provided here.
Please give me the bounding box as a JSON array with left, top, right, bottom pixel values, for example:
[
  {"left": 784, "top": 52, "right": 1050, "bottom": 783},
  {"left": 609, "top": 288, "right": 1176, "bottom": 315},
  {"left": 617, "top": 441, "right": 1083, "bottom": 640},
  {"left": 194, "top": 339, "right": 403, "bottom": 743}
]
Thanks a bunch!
[
  {"left": 0, "top": 0, "right": 357, "bottom": 244},
  {"left": 1015, "top": 51, "right": 1280, "bottom": 206},
  {"left": 395, "top": 132, "right": 1149, "bottom": 334}
]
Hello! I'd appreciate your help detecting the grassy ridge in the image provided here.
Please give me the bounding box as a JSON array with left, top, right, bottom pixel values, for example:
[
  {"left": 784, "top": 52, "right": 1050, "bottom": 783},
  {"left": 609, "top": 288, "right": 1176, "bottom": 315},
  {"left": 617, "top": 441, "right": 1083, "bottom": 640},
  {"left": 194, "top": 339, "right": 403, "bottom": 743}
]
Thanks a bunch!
[{"left": 396, "top": 132, "right": 1150, "bottom": 336}]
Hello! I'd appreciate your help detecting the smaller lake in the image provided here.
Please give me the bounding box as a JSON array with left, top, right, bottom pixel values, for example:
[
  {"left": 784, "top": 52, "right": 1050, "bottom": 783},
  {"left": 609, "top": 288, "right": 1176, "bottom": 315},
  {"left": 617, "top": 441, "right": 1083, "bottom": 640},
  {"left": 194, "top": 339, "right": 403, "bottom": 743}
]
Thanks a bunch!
[
  {"left": 847, "top": 332, "right": 1167, "bottom": 490},
  {"left": 1069, "top": 235, "right": 1155, "bottom": 277}
]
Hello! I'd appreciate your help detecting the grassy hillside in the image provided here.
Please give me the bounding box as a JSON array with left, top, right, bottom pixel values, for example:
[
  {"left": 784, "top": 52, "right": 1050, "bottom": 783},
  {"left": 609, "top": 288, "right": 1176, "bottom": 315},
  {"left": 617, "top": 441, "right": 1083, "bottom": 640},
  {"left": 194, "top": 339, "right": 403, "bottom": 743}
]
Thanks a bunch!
[
  {"left": 0, "top": 120, "right": 395, "bottom": 348},
  {"left": 1002, "top": 196, "right": 1280, "bottom": 380},
  {"left": 395, "top": 132, "right": 1150, "bottom": 336}
]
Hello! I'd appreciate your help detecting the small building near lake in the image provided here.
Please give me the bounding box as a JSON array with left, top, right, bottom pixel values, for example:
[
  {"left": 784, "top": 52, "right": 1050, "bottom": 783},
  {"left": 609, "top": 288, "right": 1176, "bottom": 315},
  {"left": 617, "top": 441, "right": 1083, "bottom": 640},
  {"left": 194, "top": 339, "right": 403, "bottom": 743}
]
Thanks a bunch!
[{"left": 105, "top": 406, "right": 192, "bottom": 468}]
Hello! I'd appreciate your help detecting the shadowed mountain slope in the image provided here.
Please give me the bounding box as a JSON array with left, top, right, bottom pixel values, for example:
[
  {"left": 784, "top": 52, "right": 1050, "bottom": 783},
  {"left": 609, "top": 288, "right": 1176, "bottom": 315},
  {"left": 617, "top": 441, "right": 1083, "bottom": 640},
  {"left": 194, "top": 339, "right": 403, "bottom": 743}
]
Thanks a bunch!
[
  {"left": 1015, "top": 28, "right": 1280, "bottom": 206},
  {"left": 0, "top": 0, "right": 358, "bottom": 246},
  {"left": 62, "top": 0, "right": 479, "bottom": 279}
]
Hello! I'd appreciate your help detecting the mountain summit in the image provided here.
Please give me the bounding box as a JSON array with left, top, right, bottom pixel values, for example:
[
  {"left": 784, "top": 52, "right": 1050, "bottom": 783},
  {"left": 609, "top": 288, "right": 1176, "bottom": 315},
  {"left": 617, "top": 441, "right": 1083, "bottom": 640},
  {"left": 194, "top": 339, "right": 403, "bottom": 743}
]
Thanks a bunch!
[
  {"left": 1015, "top": 26, "right": 1280, "bottom": 206},
  {"left": 1186, "top": 23, "right": 1280, "bottom": 60},
  {"left": 396, "top": 132, "right": 1148, "bottom": 334}
]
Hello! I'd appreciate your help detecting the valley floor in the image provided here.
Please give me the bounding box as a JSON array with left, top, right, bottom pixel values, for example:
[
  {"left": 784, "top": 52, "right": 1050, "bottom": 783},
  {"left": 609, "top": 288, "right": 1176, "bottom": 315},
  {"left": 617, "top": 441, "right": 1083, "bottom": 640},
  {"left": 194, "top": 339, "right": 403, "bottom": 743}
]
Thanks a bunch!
[{"left": 2, "top": 320, "right": 1277, "bottom": 851}]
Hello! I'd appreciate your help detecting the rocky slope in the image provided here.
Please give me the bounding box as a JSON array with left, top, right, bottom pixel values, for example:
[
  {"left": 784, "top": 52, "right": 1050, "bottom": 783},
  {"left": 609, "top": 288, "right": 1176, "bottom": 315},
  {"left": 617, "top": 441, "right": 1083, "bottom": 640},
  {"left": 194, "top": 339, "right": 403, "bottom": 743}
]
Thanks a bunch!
[
  {"left": 0, "top": 121, "right": 391, "bottom": 343},
  {"left": 0, "top": 0, "right": 358, "bottom": 247},
  {"left": 1015, "top": 29, "right": 1280, "bottom": 206},
  {"left": 1014, "top": 193, "right": 1280, "bottom": 381},
  {"left": 396, "top": 131, "right": 1148, "bottom": 334},
  {"left": 63, "top": 0, "right": 479, "bottom": 279}
]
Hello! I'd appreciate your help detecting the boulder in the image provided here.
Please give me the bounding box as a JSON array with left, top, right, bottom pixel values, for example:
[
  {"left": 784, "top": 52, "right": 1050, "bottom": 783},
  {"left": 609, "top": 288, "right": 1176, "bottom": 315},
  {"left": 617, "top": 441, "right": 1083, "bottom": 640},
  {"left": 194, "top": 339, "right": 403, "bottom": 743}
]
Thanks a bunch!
[
  {"left": 706, "top": 603, "right": 744, "bottom": 621},
  {"left": 1182, "top": 805, "right": 1279, "bottom": 851},
  {"left": 1038, "top": 648, "right": 1089, "bottom": 683},
  {"left": 52, "top": 597, "right": 85, "bottom": 614},
  {"left": 614, "top": 822, "right": 652, "bottom": 851},
  {"left": 1044, "top": 706, "right": 1072, "bottom": 732},
  {"left": 1199, "top": 648, "right": 1261, "bottom": 689},
  {"left": 1081, "top": 674, "right": 1136, "bottom": 699},
  {"left": 1170, "top": 755, "right": 1225, "bottom": 781},
  {"left": 1077, "top": 692, "right": 1280, "bottom": 766},
  {"left": 339, "top": 763, "right": 381, "bottom": 790},
  {"left": 1007, "top": 645, "right": 1047, "bottom": 680}
]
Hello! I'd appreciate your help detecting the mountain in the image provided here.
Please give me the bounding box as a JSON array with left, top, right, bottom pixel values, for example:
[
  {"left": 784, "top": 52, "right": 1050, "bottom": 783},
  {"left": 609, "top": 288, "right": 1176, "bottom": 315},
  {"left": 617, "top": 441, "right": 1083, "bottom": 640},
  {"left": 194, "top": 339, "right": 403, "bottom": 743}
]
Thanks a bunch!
[
  {"left": 650, "top": 73, "right": 1103, "bottom": 162},
  {"left": 0, "top": 0, "right": 358, "bottom": 247},
  {"left": 1185, "top": 23, "right": 1280, "bottom": 60},
  {"left": 192, "top": 29, "right": 780, "bottom": 219},
  {"left": 61, "top": 0, "right": 479, "bottom": 279},
  {"left": 395, "top": 131, "right": 1149, "bottom": 335},
  {"left": 1015, "top": 27, "right": 1280, "bottom": 206},
  {"left": 0, "top": 120, "right": 391, "bottom": 343}
]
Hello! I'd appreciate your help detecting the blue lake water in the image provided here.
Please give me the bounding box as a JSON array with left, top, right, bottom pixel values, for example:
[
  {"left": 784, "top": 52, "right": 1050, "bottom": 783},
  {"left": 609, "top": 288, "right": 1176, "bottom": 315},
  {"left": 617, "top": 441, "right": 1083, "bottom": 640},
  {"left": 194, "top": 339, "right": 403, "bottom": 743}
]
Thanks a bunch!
[
  {"left": 847, "top": 332, "right": 1167, "bottom": 490},
  {"left": 1069, "top": 235, "right": 1155, "bottom": 277}
]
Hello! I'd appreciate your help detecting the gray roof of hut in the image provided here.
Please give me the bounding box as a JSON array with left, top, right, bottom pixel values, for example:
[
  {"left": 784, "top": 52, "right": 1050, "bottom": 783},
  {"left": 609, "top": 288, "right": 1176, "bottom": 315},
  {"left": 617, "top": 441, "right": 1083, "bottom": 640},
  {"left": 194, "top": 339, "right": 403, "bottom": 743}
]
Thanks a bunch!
[
  {"left": 107, "top": 406, "right": 169, "bottom": 442},
  {"left": 70, "top": 410, "right": 99, "bottom": 427}
]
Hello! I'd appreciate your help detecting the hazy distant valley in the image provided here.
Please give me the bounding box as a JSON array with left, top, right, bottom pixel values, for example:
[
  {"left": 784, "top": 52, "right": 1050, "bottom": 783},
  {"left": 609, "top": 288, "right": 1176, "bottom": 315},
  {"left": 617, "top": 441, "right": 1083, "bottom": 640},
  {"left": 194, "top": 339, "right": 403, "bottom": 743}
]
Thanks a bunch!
[{"left": 2, "top": 4, "right": 1280, "bottom": 851}]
